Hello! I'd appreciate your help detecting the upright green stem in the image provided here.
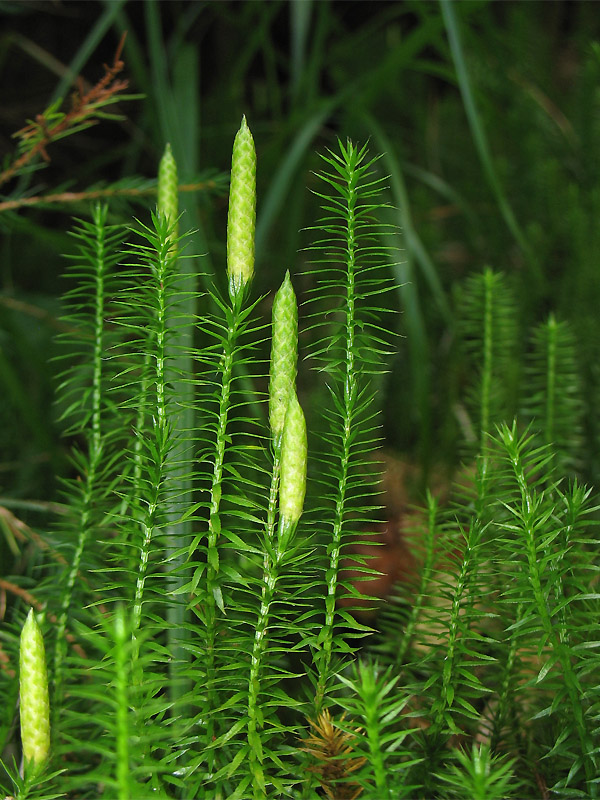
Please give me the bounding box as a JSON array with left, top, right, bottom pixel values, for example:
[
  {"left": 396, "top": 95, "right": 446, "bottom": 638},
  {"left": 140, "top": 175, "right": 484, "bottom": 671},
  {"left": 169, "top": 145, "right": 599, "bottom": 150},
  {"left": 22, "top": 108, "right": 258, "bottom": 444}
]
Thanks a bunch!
[
  {"left": 315, "top": 164, "right": 358, "bottom": 712},
  {"left": 203, "top": 118, "right": 256, "bottom": 766},
  {"left": 491, "top": 601, "right": 523, "bottom": 754},
  {"left": 437, "top": 521, "right": 480, "bottom": 730},
  {"left": 395, "top": 492, "right": 437, "bottom": 667},
  {"left": 53, "top": 204, "right": 110, "bottom": 716},
  {"left": 202, "top": 298, "right": 244, "bottom": 761},
  {"left": 130, "top": 223, "right": 172, "bottom": 672},
  {"left": 158, "top": 142, "right": 193, "bottom": 703},
  {"left": 246, "top": 455, "right": 282, "bottom": 800},
  {"left": 246, "top": 272, "right": 300, "bottom": 796}
]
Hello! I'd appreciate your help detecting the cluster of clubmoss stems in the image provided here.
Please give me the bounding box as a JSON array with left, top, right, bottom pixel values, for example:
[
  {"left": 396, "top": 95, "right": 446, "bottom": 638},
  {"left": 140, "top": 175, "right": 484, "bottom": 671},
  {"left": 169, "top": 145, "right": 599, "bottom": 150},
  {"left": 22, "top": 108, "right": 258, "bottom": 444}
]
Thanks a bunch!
[{"left": 503, "top": 427, "right": 597, "bottom": 793}]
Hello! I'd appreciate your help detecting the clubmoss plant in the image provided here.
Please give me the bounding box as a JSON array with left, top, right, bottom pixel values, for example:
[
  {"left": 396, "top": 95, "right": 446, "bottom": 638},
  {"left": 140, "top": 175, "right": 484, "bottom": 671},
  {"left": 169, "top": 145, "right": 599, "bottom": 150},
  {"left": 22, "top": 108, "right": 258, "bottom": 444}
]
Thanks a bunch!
[
  {"left": 1, "top": 120, "right": 599, "bottom": 800},
  {"left": 457, "top": 267, "right": 518, "bottom": 457},
  {"left": 303, "top": 140, "right": 396, "bottom": 713},
  {"left": 51, "top": 202, "right": 125, "bottom": 730},
  {"left": 437, "top": 743, "right": 520, "bottom": 800},
  {"left": 521, "top": 313, "right": 584, "bottom": 475}
]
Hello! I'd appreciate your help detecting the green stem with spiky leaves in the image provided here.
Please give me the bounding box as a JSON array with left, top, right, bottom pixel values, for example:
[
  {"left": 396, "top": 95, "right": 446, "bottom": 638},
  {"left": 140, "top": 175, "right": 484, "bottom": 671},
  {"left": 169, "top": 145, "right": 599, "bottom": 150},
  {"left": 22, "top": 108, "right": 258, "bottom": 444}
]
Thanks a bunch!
[
  {"left": 395, "top": 491, "right": 438, "bottom": 667},
  {"left": 313, "top": 141, "right": 368, "bottom": 712},
  {"left": 199, "top": 116, "right": 256, "bottom": 775},
  {"left": 126, "top": 213, "right": 178, "bottom": 675},
  {"left": 53, "top": 203, "right": 121, "bottom": 720},
  {"left": 246, "top": 272, "right": 299, "bottom": 796},
  {"left": 247, "top": 392, "right": 306, "bottom": 798}
]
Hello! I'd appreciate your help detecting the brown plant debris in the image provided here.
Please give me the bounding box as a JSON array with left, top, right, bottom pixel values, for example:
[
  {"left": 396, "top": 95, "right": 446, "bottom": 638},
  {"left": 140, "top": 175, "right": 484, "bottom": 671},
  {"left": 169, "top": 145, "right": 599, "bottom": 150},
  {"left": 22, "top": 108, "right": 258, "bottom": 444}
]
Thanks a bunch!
[
  {"left": 300, "top": 709, "right": 366, "bottom": 800},
  {"left": 0, "top": 32, "right": 130, "bottom": 190}
]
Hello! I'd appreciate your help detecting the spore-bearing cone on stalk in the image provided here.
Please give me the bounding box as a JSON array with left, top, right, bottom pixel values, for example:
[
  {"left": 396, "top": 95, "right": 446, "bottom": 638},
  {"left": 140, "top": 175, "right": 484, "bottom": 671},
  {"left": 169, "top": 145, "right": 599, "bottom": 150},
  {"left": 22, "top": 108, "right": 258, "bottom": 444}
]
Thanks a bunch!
[
  {"left": 227, "top": 115, "right": 256, "bottom": 300},
  {"left": 20, "top": 608, "right": 50, "bottom": 769},
  {"left": 269, "top": 270, "right": 298, "bottom": 446}
]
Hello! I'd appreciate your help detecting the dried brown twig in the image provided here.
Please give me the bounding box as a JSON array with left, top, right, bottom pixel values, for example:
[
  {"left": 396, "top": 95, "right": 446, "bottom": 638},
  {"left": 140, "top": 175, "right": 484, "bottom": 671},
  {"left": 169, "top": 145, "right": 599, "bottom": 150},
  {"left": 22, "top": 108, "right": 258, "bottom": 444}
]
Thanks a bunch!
[
  {"left": 0, "top": 579, "right": 88, "bottom": 677},
  {"left": 0, "top": 180, "right": 220, "bottom": 214},
  {"left": 0, "top": 32, "right": 130, "bottom": 190}
]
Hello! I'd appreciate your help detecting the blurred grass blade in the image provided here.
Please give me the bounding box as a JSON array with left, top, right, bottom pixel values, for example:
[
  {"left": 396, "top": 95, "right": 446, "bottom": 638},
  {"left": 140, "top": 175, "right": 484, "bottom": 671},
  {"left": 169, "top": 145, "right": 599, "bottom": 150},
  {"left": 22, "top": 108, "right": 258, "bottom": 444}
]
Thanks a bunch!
[
  {"left": 367, "top": 115, "right": 452, "bottom": 325},
  {"left": 290, "top": 0, "right": 313, "bottom": 102},
  {"left": 255, "top": 101, "right": 336, "bottom": 260},
  {"left": 440, "top": 0, "right": 542, "bottom": 287}
]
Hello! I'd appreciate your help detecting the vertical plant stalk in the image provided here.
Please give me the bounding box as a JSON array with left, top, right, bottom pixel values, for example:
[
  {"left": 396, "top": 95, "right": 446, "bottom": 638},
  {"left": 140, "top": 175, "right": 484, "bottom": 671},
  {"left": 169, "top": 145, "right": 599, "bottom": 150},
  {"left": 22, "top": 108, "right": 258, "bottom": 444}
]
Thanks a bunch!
[
  {"left": 460, "top": 267, "right": 516, "bottom": 469},
  {"left": 247, "top": 392, "right": 306, "bottom": 799},
  {"left": 357, "top": 664, "right": 387, "bottom": 793},
  {"left": 202, "top": 116, "right": 256, "bottom": 760},
  {"left": 130, "top": 216, "right": 174, "bottom": 667},
  {"left": 491, "top": 601, "right": 524, "bottom": 754},
  {"left": 395, "top": 491, "right": 438, "bottom": 667},
  {"left": 314, "top": 143, "right": 360, "bottom": 713},
  {"left": 157, "top": 142, "right": 191, "bottom": 701},
  {"left": 525, "top": 314, "right": 583, "bottom": 474},
  {"left": 433, "top": 521, "right": 482, "bottom": 734},
  {"left": 119, "top": 353, "right": 151, "bottom": 529},
  {"left": 245, "top": 268, "right": 299, "bottom": 793},
  {"left": 336, "top": 661, "right": 410, "bottom": 796},
  {"left": 20, "top": 609, "right": 50, "bottom": 771},
  {"left": 53, "top": 203, "right": 113, "bottom": 716},
  {"left": 347, "top": 663, "right": 390, "bottom": 793}
]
